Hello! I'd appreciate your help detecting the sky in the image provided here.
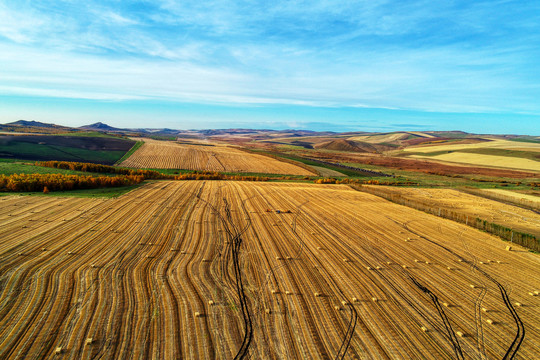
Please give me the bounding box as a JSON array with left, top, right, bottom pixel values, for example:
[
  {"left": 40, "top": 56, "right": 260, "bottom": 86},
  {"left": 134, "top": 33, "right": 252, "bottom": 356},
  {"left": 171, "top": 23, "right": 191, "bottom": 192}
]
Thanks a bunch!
[{"left": 0, "top": 0, "right": 539, "bottom": 134}]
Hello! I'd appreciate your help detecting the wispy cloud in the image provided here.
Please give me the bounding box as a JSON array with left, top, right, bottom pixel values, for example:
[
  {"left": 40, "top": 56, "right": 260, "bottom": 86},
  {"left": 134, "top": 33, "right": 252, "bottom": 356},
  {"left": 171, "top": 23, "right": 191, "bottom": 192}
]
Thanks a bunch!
[
  {"left": 1, "top": 38, "right": 538, "bottom": 115},
  {"left": 0, "top": 3, "right": 46, "bottom": 43}
]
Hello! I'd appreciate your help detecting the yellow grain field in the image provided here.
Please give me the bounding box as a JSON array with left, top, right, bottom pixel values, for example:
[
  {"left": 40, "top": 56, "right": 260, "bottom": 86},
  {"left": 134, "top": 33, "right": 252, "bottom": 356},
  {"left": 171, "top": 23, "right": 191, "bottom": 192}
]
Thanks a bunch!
[
  {"left": 482, "top": 189, "right": 540, "bottom": 205},
  {"left": 402, "top": 139, "right": 540, "bottom": 172},
  {"left": 1, "top": 181, "right": 539, "bottom": 359},
  {"left": 348, "top": 132, "right": 410, "bottom": 143},
  {"left": 404, "top": 139, "right": 540, "bottom": 153},
  {"left": 410, "top": 152, "right": 540, "bottom": 172},
  {"left": 361, "top": 185, "right": 540, "bottom": 237},
  {"left": 310, "top": 165, "right": 346, "bottom": 177},
  {"left": 119, "top": 138, "right": 314, "bottom": 175}
]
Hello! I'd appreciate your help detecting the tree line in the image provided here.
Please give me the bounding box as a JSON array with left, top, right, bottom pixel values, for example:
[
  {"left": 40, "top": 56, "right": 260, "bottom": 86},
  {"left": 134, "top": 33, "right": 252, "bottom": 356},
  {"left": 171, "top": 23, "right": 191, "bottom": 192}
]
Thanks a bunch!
[{"left": 0, "top": 173, "right": 144, "bottom": 192}]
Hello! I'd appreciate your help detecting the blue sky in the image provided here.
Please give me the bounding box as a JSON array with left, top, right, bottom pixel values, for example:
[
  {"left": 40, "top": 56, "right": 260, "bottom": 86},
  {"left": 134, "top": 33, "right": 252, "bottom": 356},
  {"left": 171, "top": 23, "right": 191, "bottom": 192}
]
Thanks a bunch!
[{"left": 0, "top": 0, "right": 539, "bottom": 134}]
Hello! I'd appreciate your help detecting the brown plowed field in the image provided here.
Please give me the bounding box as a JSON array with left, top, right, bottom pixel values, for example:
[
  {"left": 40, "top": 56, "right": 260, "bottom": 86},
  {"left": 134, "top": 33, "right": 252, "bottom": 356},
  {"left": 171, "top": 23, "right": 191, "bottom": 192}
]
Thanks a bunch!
[
  {"left": 1, "top": 181, "right": 539, "bottom": 359},
  {"left": 120, "top": 138, "right": 314, "bottom": 175}
]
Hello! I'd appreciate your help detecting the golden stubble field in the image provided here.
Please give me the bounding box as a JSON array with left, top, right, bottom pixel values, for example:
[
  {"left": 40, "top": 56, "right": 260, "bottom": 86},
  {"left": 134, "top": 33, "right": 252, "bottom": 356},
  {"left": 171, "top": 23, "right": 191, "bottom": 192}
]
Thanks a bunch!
[
  {"left": 0, "top": 181, "right": 539, "bottom": 359},
  {"left": 403, "top": 139, "right": 540, "bottom": 172},
  {"left": 361, "top": 186, "right": 540, "bottom": 238},
  {"left": 410, "top": 152, "right": 540, "bottom": 172},
  {"left": 479, "top": 189, "right": 540, "bottom": 209},
  {"left": 120, "top": 138, "right": 315, "bottom": 175}
]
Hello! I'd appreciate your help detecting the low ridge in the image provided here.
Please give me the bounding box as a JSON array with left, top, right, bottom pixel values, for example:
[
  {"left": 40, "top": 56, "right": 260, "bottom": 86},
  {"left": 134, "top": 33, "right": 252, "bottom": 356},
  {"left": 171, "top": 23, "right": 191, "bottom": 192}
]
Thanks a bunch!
[{"left": 314, "top": 139, "right": 377, "bottom": 153}]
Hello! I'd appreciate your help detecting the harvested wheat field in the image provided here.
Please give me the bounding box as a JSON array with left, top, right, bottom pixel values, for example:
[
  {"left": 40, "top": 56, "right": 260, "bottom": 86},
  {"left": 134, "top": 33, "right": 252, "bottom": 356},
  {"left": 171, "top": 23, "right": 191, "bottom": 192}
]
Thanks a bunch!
[
  {"left": 119, "top": 138, "right": 314, "bottom": 175},
  {"left": 1, "top": 181, "right": 539, "bottom": 359},
  {"left": 360, "top": 185, "right": 540, "bottom": 238},
  {"left": 480, "top": 189, "right": 540, "bottom": 209},
  {"left": 403, "top": 139, "right": 540, "bottom": 172},
  {"left": 404, "top": 139, "right": 540, "bottom": 153},
  {"left": 348, "top": 132, "right": 411, "bottom": 143},
  {"left": 410, "top": 152, "right": 540, "bottom": 172},
  {"left": 310, "top": 165, "right": 346, "bottom": 177}
]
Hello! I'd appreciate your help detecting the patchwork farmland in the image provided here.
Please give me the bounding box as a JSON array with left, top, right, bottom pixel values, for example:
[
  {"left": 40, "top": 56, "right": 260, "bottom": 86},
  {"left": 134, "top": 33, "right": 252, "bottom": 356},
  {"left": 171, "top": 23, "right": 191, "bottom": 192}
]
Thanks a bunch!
[
  {"left": 119, "top": 139, "right": 314, "bottom": 175},
  {"left": 1, "top": 181, "right": 538, "bottom": 359},
  {"left": 403, "top": 139, "right": 540, "bottom": 172}
]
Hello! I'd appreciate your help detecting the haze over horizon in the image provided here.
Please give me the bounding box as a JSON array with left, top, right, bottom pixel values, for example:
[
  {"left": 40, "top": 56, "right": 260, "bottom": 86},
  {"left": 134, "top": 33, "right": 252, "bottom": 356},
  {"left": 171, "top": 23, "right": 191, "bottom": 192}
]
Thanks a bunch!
[{"left": 1, "top": 1, "right": 539, "bottom": 134}]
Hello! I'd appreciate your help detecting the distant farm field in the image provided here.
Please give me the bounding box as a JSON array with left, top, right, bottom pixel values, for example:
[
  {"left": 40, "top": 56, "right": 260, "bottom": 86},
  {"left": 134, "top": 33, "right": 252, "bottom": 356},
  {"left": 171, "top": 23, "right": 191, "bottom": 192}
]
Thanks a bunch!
[
  {"left": 310, "top": 165, "right": 346, "bottom": 177},
  {"left": 404, "top": 139, "right": 540, "bottom": 153},
  {"left": 403, "top": 139, "right": 540, "bottom": 172},
  {"left": 410, "top": 152, "right": 540, "bottom": 172},
  {"left": 120, "top": 138, "right": 315, "bottom": 175},
  {"left": 1, "top": 181, "right": 538, "bottom": 359},
  {"left": 348, "top": 132, "right": 411, "bottom": 143},
  {"left": 0, "top": 135, "right": 135, "bottom": 165}
]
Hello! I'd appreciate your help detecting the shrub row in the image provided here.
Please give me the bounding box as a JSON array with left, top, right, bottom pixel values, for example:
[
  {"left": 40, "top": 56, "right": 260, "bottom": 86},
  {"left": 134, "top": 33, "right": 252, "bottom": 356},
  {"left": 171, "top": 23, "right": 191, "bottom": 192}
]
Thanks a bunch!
[
  {"left": 314, "top": 178, "right": 418, "bottom": 185},
  {"left": 0, "top": 173, "right": 144, "bottom": 192}
]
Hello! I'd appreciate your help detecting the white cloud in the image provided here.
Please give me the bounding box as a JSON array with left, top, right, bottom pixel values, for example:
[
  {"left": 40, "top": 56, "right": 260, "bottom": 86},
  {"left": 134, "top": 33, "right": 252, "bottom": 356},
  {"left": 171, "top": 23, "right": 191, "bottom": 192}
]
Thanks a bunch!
[
  {"left": 0, "top": 3, "right": 45, "bottom": 43},
  {"left": 97, "top": 10, "right": 139, "bottom": 26}
]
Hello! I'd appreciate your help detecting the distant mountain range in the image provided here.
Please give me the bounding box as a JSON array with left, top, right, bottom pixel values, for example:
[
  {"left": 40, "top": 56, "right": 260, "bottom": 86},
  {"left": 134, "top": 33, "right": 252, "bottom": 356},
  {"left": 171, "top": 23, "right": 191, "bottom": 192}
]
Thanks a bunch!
[
  {"left": 1, "top": 120, "right": 340, "bottom": 138},
  {"left": 8, "top": 120, "right": 70, "bottom": 129},
  {"left": 1, "top": 120, "right": 538, "bottom": 143}
]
